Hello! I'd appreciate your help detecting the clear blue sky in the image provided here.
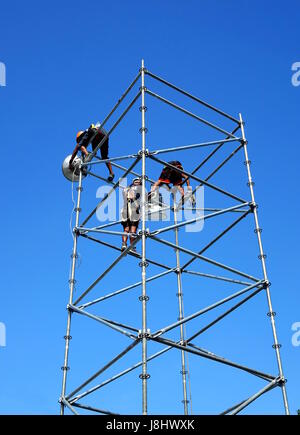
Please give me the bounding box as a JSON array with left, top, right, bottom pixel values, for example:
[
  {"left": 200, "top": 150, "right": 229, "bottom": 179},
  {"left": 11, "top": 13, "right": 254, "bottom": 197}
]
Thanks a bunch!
[{"left": 0, "top": 0, "right": 299, "bottom": 415}]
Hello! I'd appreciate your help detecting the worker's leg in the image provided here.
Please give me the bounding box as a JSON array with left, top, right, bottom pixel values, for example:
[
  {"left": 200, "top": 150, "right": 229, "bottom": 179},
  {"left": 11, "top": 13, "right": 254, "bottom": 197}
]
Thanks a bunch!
[
  {"left": 99, "top": 140, "right": 114, "bottom": 181},
  {"left": 122, "top": 226, "right": 129, "bottom": 244},
  {"left": 151, "top": 180, "right": 162, "bottom": 192},
  {"left": 177, "top": 185, "right": 185, "bottom": 198},
  {"left": 105, "top": 161, "right": 115, "bottom": 181},
  {"left": 129, "top": 225, "right": 138, "bottom": 245},
  {"left": 129, "top": 224, "right": 139, "bottom": 253}
]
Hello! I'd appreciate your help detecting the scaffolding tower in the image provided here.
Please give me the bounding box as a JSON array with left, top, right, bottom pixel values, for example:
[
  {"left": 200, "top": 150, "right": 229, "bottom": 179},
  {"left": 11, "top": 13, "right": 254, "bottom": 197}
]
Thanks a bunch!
[{"left": 60, "top": 60, "right": 290, "bottom": 415}]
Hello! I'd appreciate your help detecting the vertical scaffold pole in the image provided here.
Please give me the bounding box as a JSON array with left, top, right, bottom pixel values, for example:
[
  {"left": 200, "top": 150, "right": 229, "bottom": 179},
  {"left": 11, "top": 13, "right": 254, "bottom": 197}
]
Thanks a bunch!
[
  {"left": 60, "top": 169, "right": 83, "bottom": 415},
  {"left": 173, "top": 193, "right": 189, "bottom": 415},
  {"left": 140, "top": 59, "right": 149, "bottom": 415},
  {"left": 239, "top": 113, "right": 290, "bottom": 415}
]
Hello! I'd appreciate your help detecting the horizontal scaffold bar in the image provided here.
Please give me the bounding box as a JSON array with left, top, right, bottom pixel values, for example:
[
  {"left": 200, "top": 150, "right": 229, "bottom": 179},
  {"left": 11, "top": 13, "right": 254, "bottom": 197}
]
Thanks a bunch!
[
  {"left": 146, "top": 89, "right": 239, "bottom": 139},
  {"left": 145, "top": 69, "right": 240, "bottom": 124}
]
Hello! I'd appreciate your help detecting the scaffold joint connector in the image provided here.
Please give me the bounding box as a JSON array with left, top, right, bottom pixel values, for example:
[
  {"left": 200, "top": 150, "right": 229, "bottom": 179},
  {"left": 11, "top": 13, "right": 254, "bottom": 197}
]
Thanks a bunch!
[
  {"left": 278, "top": 377, "right": 287, "bottom": 385},
  {"left": 139, "top": 295, "right": 150, "bottom": 301},
  {"left": 139, "top": 373, "right": 151, "bottom": 379},
  {"left": 138, "top": 229, "right": 150, "bottom": 237},
  {"left": 263, "top": 280, "right": 271, "bottom": 289},
  {"left": 138, "top": 329, "right": 151, "bottom": 340},
  {"left": 138, "top": 148, "right": 149, "bottom": 156}
]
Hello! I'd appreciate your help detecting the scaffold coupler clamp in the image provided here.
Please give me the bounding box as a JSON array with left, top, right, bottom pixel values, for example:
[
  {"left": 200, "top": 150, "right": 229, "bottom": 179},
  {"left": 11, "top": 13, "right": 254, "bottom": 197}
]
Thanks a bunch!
[
  {"left": 249, "top": 201, "right": 257, "bottom": 212},
  {"left": 278, "top": 376, "right": 287, "bottom": 386},
  {"left": 138, "top": 228, "right": 150, "bottom": 237},
  {"left": 138, "top": 148, "right": 149, "bottom": 156},
  {"left": 263, "top": 280, "right": 271, "bottom": 289},
  {"left": 138, "top": 329, "right": 151, "bottom": 340}
]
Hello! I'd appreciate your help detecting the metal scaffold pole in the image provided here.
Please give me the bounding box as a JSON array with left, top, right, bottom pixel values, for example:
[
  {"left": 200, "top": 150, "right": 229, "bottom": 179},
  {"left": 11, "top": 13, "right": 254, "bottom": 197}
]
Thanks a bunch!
[
  {"left": 59, "top": 62, "right": 290, "bottom": 415},
  {"left": 239, "top": 113, "right": 290, "bottom": 415},
  {"left": 60, "top": 169, "right": 83, "bottom": 415},
  {"left": 173, "top": 193, "right": 189, "bottom": 414},
  {"left": 140, "top": 59, "right": 149, "bottom": 415}
]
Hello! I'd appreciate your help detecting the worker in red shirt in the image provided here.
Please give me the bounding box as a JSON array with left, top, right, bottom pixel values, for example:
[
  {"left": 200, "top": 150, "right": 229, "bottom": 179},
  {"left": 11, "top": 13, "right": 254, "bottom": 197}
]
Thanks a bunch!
[{"left": 151, "top": 160, "right": 194, "bottom": 204}]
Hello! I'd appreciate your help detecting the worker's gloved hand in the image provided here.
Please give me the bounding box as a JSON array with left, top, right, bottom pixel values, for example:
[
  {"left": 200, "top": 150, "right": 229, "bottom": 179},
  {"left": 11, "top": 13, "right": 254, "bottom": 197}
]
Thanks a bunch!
[
  {"left": 185, "top": 186, "right": 196, "bottom": 207},
  {"left": 148, "top": 190, "right": 159, "bottom": 204},
  {"left": 184, "top": 186, "right": 192, "bottom": 200},
  {"left": 69, "top": 160, "right": 74, "bottom": 171}
]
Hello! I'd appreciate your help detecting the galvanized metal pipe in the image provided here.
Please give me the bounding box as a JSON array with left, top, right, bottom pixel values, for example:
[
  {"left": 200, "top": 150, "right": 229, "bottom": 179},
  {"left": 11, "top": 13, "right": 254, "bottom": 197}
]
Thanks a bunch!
[
  {"left": 152, "top": 281, "right": 265, "bottom": 338},
  {"left": 146, "top": 89, "right": 238, "bottom": 138},
  {"left": 150, "top": 234, "right": 260, "bottom": 282},
  {"left": 239, "top": 113, "right": 290, "bottom": 415},
  {"left": 149, "top": 154, "right": 247, "bottom": 204},
  {"left": 80, "top": 156, "right": 141, "bottom": 227},
  {"left": 60, "top": 169, "right": 83, "bottom": 415},
  {"left": 140, "top": 60, "right": 148, "bottom": 415},
  {"left": 87, "top": 91, "right": 141, "bottom": 162},
  {"left": 150, "top": 138, "right": 240, "bottom": 156},
  {"left": 145, "top": 70, "right": 240, "bottom": 124},
  {"left": 173, "top": 196, "right": 188, "bottom": 414}
]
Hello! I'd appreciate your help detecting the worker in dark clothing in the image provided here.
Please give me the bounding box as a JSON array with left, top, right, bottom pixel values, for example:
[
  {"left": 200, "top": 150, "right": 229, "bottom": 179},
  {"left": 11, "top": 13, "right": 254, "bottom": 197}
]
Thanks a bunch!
[
  {"left": 151, "top": 160, "right": 193, "bottom": 200},
  {"left": 69, "top": 123, "right": 115, "bottom": 181}
]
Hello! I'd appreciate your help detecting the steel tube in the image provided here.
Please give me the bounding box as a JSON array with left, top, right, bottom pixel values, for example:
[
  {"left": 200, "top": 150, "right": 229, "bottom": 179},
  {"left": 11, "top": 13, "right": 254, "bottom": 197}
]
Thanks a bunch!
[
  {"left": 239, "top": 113, "right": 290, "bottom": 415},
  {"left": 73, "top": 236, "right": 141, "bottom": 305},
  {"left": 150, "top": 138, "right": 240, "bottom": 156},
  {"left": 173, "top": 196, "right": 188, "bottom": 414},
  {"left": 72, "top": 402, "right": 117, "bottom": 415},
  {"left": 82, "top": 153, "right": 139, "bottom": 167},
  {"left": 110, "top": 161, "right": 156, "bottom": 185},
  {"left": 100, "top": 71, "right": 141, "bottom": 130},
  {"left": 149, "top": 154, "right": 247, "bottom": 203},
  {"left": 60, "top": 169, "right": 83, "bottom": 415},
  {"left": 152, "top": 281, "right": 265, "bottom": 337},
  {"left": 181, "top": 209, "right": 251, "bottom": 270},
  {"left": 80, "top": 233, "right": 173, "bottom": 271},
  {"left": 152, "top": 203, "right": 249, "bottom": 236},
  {"left": 230, "top": 377, "right": 280, "bottom": 415},
  {"left": 79, "top": 269, "right": 174, "bottom": 309},
  {"left": 67, "top": 340, "right": 139, "bottom": 400},
  {"left": 80, "top": 156, "right": 141, "bottom": 227},
  {"left": 70, "top": 345, "right": 173, "bottom": 404},
  {"left": 87, "top": 91, "right": 141, "bottom": 162},
  {"left": 145, "top": 70, "right": 240, "bottom": 123},
  {"left": 146, "top": 89, "right": 238, "bottom": 138},
  {"left": 186, "top": 287, "right": 263, "bottom": 342},
  {"left": 150, "top": 234, "right": 260, "bottom": 282},
  {"left": 60, "top": 397, "right": 80, "bottom": 415},
  {"left": 69, "top": 304, "right": 137, "bottom": 339},
  {"left": 183, "top": 270, "right": 251, "bottom": 286},
  {"left": 151, "top": 336, "right": 275, "bottom": 382},
  {"left": 140, "top": 60, "right": 148, "bottom": 415}
]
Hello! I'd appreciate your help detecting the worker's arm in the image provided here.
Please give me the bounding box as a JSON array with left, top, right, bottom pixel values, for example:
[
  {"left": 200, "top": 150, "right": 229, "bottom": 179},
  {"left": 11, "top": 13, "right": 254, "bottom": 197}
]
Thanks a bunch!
[
  {"left": 182, "top": 172, "right": 191, "bottom": 187},
  {"left": 69, "top": 145, "right": 79, "bottom": 168}
]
